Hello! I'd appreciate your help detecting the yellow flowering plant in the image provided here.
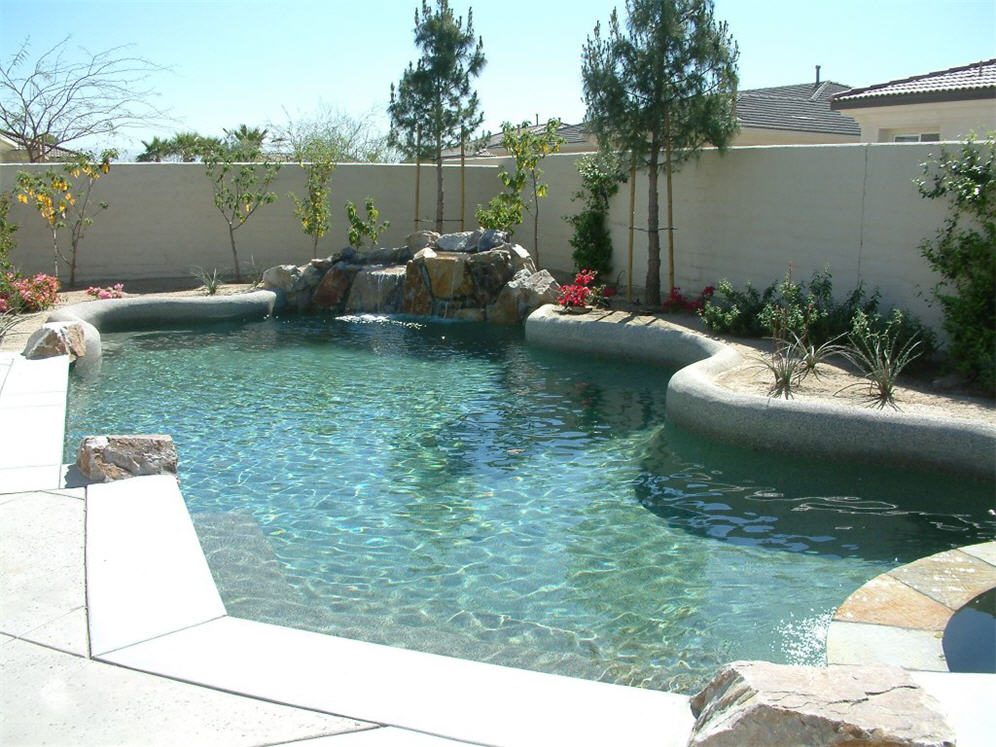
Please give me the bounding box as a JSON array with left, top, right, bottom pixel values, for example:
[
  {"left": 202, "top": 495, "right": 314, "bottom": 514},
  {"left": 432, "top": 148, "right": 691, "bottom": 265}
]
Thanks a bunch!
[
  {"left": 289, "top": 156, "right": 335, "bottom": 258},
  {"left": 14, "top": 149, "right": 116, "bottom": 284}
]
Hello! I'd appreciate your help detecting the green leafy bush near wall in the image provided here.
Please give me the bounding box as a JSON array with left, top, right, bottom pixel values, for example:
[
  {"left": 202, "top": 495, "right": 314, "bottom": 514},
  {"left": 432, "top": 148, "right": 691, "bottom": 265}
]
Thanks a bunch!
[
  {"left": 565, "top": 151, "right": 625, "bottom": 278},
  {"left": 700, "top": 266, "right": 935, "bottom": 357},
  {"left": 916, "top": 134, "right": 996, "bottom": 391}
]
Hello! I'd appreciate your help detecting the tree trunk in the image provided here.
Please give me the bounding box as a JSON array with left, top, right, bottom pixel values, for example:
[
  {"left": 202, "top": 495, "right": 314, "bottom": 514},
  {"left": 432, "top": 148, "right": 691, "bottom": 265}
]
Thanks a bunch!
[
  {"left": 645, "top": 136, "right": 662, "bottom": 307},
  {"left": 664, "top": 112, "right": 676, "bottom": 295},
  {"left": 435, "top": 151, "right": 444, "bottom": 234},
  {"left": 228, "top": 224, "right": 242, "bottom": 282},
  {"left": 51, "top": 229, "right": 60, "bottom": 280},
  {"left": 532, "top": 178, "right": 541, "bottom": 268}
]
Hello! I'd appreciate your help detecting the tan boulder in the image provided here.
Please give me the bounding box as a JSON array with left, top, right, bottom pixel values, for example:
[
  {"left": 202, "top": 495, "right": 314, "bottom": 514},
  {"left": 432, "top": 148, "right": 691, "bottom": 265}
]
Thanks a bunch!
[
  {"left": 402, "top": 260, "right": 433, "bottom": 316},
  {"left": 260, "top": 264, "right": 302, "bottom": 293},
  {"left": 486, "top": 269, "right": 560, "bottom": 325},
  {"left": 77, "top": 435, "right": 179, "bottom": 483},
  {"left": 688, "top": 661, "right": 955, "bottom": 747},
  {"left": 311, "top": 264, "right": 355, "bottom": 310},
  {"left": 22, "top": 322, "right": 87, "bottom": 361},
  {"left": 406, "top": 230, "right": 440, "bottom": 252},
  {"left": 345, "top": 265, "right": 407, "bottom": 314},
  {"left": 425, "top": 252, "right": 474, "bottom": 300}
]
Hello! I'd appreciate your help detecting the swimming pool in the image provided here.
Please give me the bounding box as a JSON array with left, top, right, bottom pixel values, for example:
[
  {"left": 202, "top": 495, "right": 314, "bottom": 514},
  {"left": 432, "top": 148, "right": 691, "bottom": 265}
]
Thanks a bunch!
[{"left": 65, "top": 315, "right": 996, "bottom": 692}]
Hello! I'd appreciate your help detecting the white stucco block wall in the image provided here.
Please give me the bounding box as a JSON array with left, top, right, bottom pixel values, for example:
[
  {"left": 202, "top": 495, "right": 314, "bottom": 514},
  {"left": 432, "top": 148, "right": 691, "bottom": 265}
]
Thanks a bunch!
[{"left": 0, "top": 141, "right": 965, "bottom": 334}]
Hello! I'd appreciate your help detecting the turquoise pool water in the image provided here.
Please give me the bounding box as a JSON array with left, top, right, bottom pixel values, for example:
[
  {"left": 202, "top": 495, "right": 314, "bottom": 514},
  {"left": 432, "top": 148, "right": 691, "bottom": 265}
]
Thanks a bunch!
[{"left": 66, "top": 316, "right": 995, "bottom": 692}]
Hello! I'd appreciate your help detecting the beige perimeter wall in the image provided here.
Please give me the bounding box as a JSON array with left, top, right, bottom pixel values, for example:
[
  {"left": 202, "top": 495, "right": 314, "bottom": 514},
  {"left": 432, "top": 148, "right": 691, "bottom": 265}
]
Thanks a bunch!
[{"left": 1, "top": 142, "right": 954, "bottom": 332}]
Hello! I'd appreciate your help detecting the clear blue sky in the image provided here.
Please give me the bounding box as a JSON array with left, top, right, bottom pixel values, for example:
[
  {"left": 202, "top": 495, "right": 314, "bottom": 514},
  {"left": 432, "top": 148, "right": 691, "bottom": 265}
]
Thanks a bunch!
[{"left": 1, "top": 0, "right": 993, "bottom": 158}]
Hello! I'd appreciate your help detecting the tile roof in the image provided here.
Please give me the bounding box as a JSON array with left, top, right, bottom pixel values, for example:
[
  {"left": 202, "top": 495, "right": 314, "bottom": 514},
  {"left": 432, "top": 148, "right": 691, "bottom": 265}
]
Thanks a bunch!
[
  {"left": 832, "top": 59, "right": 996, "bottom": 106},
  {"left": 736, "top": 82, "right": 861, "bottom": 136},
  {"left": 477, "top": 121, "right": 591, "bottom": 151}
]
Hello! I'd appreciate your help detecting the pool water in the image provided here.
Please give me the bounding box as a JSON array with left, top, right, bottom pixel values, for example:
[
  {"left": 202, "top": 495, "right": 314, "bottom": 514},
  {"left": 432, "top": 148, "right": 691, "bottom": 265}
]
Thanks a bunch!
[
  {"left": 943, "top": 588, "right": 996, "bottom": 673},
  {"left": 66, "top": 316, "right": 996, "bottom": 692}
]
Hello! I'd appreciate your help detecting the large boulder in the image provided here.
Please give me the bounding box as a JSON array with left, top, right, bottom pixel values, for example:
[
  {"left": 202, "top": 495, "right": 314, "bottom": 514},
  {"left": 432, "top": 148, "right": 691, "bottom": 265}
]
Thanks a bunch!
[
  {"left": 311, "top": 263, "right": 357, "bottom": 311},
  {"left": 424, "top": 252, "right": 475, "bottom": 300},
  {"left": 486, "top": 269, "right": 560, "bottom": 325},
  {"left": 260, "top": 264, "right": 302, "bottom": 293},
  {"left": 435, "top": 231, "right": 477, "bottom": 252},
  {"left": 345, "top": 265, "right": 407, "bottom": 314},
  {"left": 407, "top": 230, "right": 440, "bottom": 252},
  {"left": 402, "top": 255, "right": 434, "bottom": 316},
  {"left": 22, "top": 321, "right": 87, "bottom": 361},
  {"left": 77, "top": 435, "right": 179, "bottom": 483},
  {"left": 688, "top": 661, "right": 955, "bottom": 747},
  {"left": 467, "top": 249, "right": 515, "bottom": 306},
  {"left": 496, "top": 243, "right": 537, "bottom": 275},
  {"left": 478, "top": 228, "right": 509, "bottom": 252},
  {"left": 357, "top": 246, "right": 414, "bottom": 265}
]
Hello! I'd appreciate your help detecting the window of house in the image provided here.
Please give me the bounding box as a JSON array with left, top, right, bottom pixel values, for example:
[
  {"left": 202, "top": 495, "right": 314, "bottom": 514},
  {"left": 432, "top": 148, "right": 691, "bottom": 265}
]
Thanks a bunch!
[{"left": 894, "top": 133, "right": 940, "bottom": 142}]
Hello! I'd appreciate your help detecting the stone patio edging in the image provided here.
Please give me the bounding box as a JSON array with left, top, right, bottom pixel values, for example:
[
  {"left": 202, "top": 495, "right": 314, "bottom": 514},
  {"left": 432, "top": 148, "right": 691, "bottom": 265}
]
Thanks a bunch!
[
  {"left": 524, "top": 304, "right": 996, "bottom": 480},
  {"left": 827, "top": 541, "right": 996, "bottom": 672}
]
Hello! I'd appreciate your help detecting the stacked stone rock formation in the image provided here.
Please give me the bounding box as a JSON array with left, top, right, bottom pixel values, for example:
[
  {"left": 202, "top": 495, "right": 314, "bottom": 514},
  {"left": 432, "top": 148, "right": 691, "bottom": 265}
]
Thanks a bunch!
[{"left": 261, "top": 229, "right": 560, "bottom": 324}]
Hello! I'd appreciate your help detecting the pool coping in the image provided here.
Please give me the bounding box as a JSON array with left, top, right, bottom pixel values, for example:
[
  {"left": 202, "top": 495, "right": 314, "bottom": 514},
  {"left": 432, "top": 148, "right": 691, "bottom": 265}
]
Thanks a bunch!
[
  {"left": 3, "top": 295, "right": 995, "bottom": 745},
  {"left": 827, "top": 542, "right": 996, "bottom": 671},
  {"left": 525, "top": 304, "right": 996, "bottom": 480}
]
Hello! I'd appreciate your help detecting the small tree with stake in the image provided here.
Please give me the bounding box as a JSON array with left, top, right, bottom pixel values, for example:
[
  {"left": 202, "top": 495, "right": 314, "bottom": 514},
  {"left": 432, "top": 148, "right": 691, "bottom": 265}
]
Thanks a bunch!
[
  {"left": 389, "top": 0, "right": 486, "bottom": 232},
  {"left": 14, "top": 149, "right": 116, "bottom": 284},
  {"left": 203, "top": 130, "right": 281, "bottom": 282},
  {"left": 582, "top": 0, "right": 739, "bottom": 306},
  {"left": 476, "top": 119, "right": 564, "bottom": 265}
]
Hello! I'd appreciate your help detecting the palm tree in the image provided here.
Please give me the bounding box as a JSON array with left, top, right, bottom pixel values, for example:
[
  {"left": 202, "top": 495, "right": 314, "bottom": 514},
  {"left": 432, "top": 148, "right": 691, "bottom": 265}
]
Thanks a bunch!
[{"left": 136, "top": 136, "right": 169, "bottom": 162}]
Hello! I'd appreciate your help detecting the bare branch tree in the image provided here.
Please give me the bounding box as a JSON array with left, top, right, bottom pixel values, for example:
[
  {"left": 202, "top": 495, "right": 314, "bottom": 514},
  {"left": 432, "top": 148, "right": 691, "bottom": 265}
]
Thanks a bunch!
[
  {"left": 0, "top": 36, "right": 168, "bottom": 162},
  {"left": 270, "top": 104, "right": 399, "bottom": 163}
]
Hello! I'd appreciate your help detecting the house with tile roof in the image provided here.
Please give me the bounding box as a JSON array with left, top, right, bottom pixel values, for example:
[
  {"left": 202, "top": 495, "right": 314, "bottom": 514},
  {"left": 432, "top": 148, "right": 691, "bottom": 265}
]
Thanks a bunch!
[
  {"left": 733, "top": 79, "right": 861, "bottom": 145},
  {"left": 831, "top": 59, "right": 996, "bottom": 142},
  {"left": 447, "top": 75, "right": 861, "bottom": 159},
  {"left": 441, "top": 121, "right": 594, "bottom": 160}
]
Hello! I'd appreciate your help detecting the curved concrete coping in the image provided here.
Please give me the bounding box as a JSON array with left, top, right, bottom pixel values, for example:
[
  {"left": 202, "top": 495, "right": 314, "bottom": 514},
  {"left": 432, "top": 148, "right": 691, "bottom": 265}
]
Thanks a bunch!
[
  {"left": 525, "top": 304, "right": 996, "bottom": 480},
  {"left": 826, "top": 541, "right": 996, "bottom": 672},
  {"left": 86, "top": 475, "right": 694, "bottom": 746},
  {"left": 46, "top": 291, "right": 277, "bottom": 363}
]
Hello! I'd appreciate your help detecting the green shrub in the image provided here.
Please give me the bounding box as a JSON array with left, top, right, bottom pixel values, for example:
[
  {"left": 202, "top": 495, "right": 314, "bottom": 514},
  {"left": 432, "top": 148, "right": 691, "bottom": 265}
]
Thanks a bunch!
[
  {"left": 698, "top": 278, "right": 777, "bottom": 337},
  {"left": 916, "top": 133, "right": 995, "bottom": 390},
  {"left": 345, "top": 197, "right": 389, "bottom": 249},
  {"left": 700, "top": 266, "right": 935, "bottom": 358},
  {"left": 565, "top": 151, "right": 625, "bottom": 277}
]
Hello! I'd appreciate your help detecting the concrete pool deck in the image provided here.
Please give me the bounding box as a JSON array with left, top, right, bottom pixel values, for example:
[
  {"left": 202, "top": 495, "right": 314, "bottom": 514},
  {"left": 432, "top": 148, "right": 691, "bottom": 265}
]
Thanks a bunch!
[{"left": 2, "top": 297, "right": 995, "bottom": 745}]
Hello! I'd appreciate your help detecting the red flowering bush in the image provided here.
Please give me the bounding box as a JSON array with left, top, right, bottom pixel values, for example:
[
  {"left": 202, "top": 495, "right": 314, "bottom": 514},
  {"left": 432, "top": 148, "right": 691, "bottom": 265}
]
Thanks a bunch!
[
  {"left": 663, "top": 285, "right": 715, "bottom": 313},
  {"left": 87, "top": 283, "right": 125, "bottom": 300},
  {"left": 2, "top": 272, "right": 60, "bottom": 313},
  {"left": 558, "top": 269, "right": 603, "bottom": 309}
]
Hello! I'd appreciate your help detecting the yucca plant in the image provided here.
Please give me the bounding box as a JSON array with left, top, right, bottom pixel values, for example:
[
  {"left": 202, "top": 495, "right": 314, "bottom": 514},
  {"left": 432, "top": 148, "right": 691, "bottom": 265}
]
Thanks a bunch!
[
  {"left": 790, "top": 330, "right": 848, "bottom": 380},
  {"left": 0, "top": 308, "right": 23, "bottom": 344},
  {"left": 191, "top": 266, "right": 223, "bottom": 295},
  {"left": 751, "top": 338, "right": 807, "bottom": 399},
  {"left": 839, "top": 309, "right": 923, "bottom": 409}
]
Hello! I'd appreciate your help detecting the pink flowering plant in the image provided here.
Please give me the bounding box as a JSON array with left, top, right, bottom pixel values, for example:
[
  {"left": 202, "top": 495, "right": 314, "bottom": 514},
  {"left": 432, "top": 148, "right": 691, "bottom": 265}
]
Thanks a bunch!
[
  {"left": 86, "top": 283, "right": 125, "bottom": 299},
  {"left": 1, "top": 272, "right": 60, "bottom": 312},
  {"left": 663, "top": 285, "right": 715, "bottom": 313},
  {"left": 557, "top": 269, "right": 606, "bottom": 310}
]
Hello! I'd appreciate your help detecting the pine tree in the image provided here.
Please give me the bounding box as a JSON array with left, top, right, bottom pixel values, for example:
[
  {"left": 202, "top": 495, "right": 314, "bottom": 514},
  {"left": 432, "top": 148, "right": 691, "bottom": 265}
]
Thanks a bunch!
[
  {"left": 582, "top": 0, "right": 738, "bottom": 306},
  {"left": 389, "top": 0, "right": 486, "bottom": 233}
]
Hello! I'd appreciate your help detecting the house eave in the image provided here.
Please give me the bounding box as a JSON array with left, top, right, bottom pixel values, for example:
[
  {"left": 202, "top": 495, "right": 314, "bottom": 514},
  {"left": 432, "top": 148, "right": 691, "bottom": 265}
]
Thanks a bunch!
[{"left": 831, "top": 87, "right": 996, "bottom": 111}]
